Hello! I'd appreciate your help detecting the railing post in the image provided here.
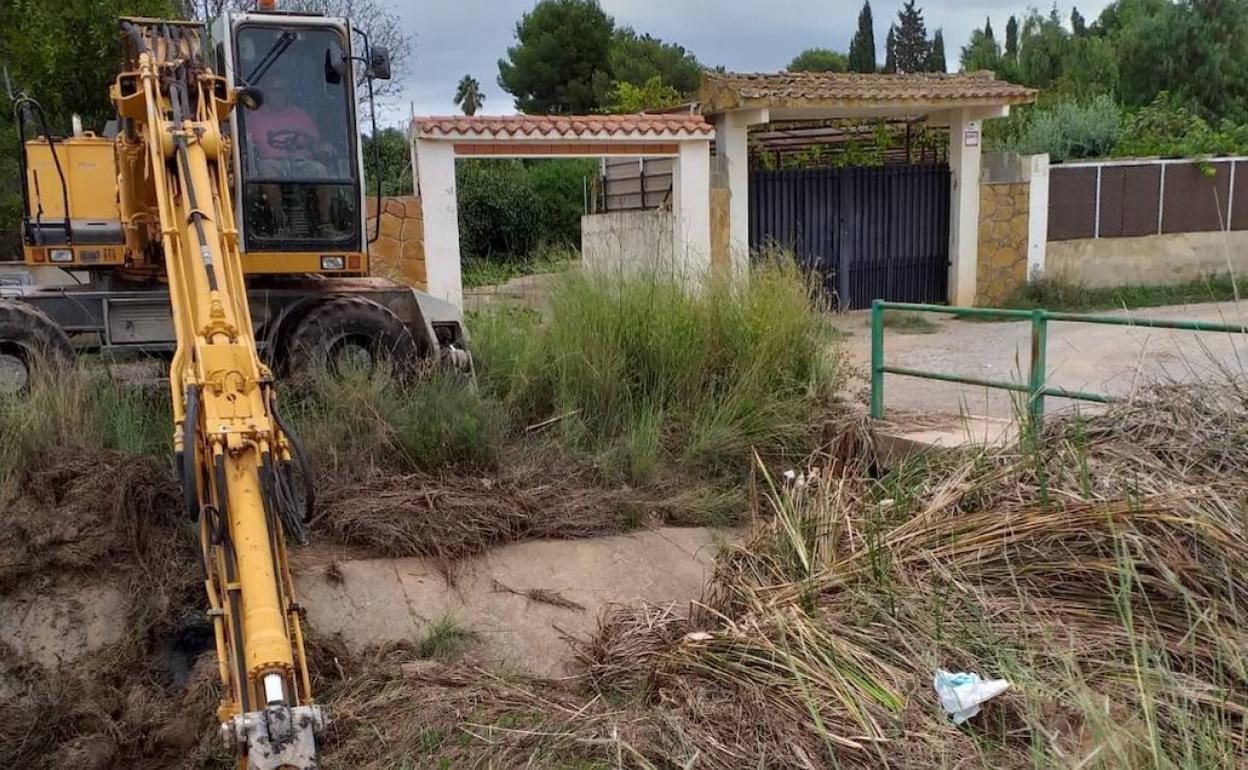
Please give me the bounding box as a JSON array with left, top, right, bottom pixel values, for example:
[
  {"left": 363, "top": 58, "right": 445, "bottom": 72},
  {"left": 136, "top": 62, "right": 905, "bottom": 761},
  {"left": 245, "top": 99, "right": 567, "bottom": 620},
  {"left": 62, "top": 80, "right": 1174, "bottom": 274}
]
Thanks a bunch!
[
  {"left": 870, "top": 299, "right": 885, "bottom": 419},
  {"left": 1028, "top": 309, "right": 1048, "bottom": 423}
]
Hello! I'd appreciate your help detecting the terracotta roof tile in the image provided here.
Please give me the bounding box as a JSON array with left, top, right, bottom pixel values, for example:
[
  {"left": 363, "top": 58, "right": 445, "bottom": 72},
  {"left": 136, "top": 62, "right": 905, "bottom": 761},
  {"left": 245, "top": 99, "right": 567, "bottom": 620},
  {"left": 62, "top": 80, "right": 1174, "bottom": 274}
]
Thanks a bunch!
[
  {"left": 702, "top": 71, "right": 1036, "bottom": 112},
  {"left": 412, "top": 113, "right": 713, "bottom": 139}
]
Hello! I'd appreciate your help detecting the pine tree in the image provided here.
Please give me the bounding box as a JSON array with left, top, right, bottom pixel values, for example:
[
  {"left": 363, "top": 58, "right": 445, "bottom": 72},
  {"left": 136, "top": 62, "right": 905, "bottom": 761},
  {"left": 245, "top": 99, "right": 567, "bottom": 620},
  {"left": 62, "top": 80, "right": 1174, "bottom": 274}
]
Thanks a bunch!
[
  {"left": 893, "top": 0, "right": 930, "bottom": 73},
  {"left": 1005, "top": 15, "right": 1019, "bottom": 60},
  {"left": 1070, "top": 6, "right": 1087, "bottom": 36},
  {"left": 929, "top": 28, "right": 946, "bottom": 72},
  {"left": 848, "top": 0, "right": 878, "bottom": 73},
  {"left": 984, "top": 16, "right": 995, "bottom": 45},
  {"left": 883, "top": 24, "right": 897, "bottom": 73}
]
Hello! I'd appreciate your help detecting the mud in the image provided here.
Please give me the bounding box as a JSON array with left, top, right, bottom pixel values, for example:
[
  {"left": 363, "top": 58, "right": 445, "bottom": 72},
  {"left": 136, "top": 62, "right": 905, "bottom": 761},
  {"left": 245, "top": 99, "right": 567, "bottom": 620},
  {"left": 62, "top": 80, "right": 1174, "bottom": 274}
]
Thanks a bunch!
[{"left": 0, "top": 445, "right": 730, "bottom": 767}]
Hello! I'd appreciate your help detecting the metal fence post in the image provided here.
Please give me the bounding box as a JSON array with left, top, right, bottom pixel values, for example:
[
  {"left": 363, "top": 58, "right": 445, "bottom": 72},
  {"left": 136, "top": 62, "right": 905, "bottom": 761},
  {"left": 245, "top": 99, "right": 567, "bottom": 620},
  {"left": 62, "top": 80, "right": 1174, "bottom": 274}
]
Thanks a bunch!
[
  {"left": 1028, "top": 309, "right": 1048, "bottom": 423},
  {"left": 870, "top": 299, "right": 885, "bottom": 419}
]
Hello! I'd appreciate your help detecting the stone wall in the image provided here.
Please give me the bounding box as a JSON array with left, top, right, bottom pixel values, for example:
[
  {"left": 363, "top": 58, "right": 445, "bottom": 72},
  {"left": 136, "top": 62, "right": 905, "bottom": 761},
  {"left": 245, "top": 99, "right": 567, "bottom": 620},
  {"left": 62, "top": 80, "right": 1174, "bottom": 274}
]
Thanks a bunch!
[
  {"left": 710, "top": 187, "right": 730, "bottom": 274},
  {"left": 365, "top": 196, "right": 426, "bottom": 290},
  {"left": 976, "top": 181, "right": 1030, "bottom": 306}
]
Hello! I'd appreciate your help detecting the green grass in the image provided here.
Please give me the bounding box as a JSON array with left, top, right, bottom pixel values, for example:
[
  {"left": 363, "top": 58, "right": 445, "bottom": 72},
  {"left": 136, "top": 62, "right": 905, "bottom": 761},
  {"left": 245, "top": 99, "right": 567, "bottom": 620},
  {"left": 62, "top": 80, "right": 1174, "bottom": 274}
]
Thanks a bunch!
[
  {"left": 461, "top": 245, "right": 577, "bottom": 288},
  {"left": 418, "top": 615, "right": 479, "bottom": 660},
  {"left": 881, "top": 310, "right": 940, "bottom": 334},
  {"left": 0, "top": 362, "right": 170, "bottom": 491},
  {"left": 469, "top": 256, "right": 838, "bottom": 485},
  {"left": 1000, "top": 272, "right": 1243, "bottom": 313},
  {"left": 285, "top": 364, "right": 502, "bottom": 483}
]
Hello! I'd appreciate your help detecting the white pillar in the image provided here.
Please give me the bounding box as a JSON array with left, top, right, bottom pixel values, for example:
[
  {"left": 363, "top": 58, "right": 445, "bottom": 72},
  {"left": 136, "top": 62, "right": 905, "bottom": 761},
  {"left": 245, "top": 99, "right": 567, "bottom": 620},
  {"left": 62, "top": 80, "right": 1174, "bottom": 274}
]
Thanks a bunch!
[
  {"left": 946, "top": 109, "right": 983, "bottom": 306},
  {"left": 714, "top": 108, "right": 768, "bottom": 279},
  {"left": 671, "top": 139, "right": 712, "bottom": 282},
  {"left": 1025, "top": 153, "right": 1050, "bottom": 280},
  {"left": 414, "top": 138, "right": 463, "bottom": 308}
]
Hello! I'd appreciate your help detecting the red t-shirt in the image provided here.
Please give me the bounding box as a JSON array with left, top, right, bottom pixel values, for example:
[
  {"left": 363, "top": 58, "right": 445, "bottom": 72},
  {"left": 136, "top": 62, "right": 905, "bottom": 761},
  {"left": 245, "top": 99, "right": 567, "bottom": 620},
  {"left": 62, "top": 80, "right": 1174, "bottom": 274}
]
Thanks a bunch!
[{"left": 246, "top": 105, "right": 321, "bottom": 159}]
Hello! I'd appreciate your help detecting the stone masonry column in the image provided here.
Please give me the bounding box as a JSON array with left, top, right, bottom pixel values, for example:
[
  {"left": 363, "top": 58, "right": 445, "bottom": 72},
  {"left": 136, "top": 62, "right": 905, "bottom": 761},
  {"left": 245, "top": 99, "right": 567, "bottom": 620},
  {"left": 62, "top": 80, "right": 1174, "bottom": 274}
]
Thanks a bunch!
[
  {"left": 713, "top": 108, "right": 768, "bottom": 279},
  {"left": 413, "top": 137, "right": 463, "bottom": 308}
]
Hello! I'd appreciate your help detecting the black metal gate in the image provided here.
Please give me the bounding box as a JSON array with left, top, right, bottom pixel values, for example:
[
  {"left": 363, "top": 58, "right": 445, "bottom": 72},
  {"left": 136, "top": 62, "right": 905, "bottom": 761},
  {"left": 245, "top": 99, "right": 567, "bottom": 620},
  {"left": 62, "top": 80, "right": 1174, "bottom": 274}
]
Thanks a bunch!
[{"left": 748, "top": 164, "right": 950, "bottom": 308}]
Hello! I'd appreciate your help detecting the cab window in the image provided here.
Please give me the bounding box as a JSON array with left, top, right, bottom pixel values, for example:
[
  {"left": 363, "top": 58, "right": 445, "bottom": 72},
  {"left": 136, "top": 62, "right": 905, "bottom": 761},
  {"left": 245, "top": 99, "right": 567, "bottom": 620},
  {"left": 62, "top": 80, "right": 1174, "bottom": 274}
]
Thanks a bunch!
[{"left": 234, "top": 25, "right": 359, "bottom": 251}]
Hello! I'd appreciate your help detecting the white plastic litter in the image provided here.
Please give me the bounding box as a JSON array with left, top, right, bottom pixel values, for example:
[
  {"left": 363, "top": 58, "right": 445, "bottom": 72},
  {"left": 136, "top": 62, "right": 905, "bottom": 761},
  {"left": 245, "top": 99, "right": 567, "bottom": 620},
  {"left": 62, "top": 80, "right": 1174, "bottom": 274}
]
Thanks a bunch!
[{"left": 933, "top": 669, "right": 1011, "bottom": 725}]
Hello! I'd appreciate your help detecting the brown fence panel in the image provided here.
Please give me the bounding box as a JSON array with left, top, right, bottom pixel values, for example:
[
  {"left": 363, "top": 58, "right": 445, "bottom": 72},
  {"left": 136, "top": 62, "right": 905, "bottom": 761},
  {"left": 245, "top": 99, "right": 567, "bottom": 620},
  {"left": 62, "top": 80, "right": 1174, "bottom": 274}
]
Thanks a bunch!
[
  {"left": 1118, "top": 162, "right": 1163, "bottom": 234},
  {"left": 1232, "top": 162, "right": 1248, "bottom": 230},
  {"left": 1048, "top": 167, "right": 1097, "bottom": 240},
  {"left": 1162, "top": 162, "right": 1232, "bottom": 233}
]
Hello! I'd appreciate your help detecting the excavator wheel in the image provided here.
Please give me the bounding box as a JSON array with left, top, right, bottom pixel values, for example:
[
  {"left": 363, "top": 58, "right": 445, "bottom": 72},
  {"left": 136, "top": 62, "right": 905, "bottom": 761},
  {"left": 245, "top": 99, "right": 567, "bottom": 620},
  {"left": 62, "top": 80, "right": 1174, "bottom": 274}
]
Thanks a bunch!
[
  {"left": 284, "top": 295, "right": 419, "bottom": 378},
  {"left": 0, "top": 300, "right": 73, "bottom": 394}
]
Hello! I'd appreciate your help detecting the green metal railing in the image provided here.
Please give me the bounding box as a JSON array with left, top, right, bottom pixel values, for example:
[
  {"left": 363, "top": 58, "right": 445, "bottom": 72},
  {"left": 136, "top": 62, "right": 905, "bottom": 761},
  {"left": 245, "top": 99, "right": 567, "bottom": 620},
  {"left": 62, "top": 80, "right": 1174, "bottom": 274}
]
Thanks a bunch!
[{"left": 869, "top": 300, "right": 1248, "bottom": 422}]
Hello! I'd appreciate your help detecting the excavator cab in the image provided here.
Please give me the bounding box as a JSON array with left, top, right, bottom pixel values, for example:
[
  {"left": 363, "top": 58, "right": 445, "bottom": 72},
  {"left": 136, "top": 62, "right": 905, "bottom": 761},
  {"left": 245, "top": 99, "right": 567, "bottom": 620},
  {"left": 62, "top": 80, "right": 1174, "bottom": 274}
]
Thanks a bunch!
[{"left": 214, "top": 9, "right": 386, "bottom": 273}]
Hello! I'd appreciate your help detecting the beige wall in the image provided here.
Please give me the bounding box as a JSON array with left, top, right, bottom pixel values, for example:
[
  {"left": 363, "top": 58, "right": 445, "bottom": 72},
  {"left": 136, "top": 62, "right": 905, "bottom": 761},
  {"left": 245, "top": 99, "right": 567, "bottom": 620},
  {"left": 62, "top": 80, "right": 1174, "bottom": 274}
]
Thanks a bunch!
[
  {"left": 581, "top": 209, "right": 674, "bottom": 277},
  {"left": 976, "top": 182, "right": 1030, "bottom": 305},
  {"left": 1048, "top": 231, "right": 1248, "bottom": 288},
  {"left": 365, "top": 196, "right": 427, "bottom": 290}
]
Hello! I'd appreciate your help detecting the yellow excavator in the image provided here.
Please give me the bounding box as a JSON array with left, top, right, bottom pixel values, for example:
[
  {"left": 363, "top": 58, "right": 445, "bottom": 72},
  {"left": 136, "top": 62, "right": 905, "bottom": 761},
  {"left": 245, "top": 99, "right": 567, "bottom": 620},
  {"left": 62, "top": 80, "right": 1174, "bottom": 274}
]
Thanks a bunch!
[{"left": 2, "top": 3, "right": 464, "bottom": 767}]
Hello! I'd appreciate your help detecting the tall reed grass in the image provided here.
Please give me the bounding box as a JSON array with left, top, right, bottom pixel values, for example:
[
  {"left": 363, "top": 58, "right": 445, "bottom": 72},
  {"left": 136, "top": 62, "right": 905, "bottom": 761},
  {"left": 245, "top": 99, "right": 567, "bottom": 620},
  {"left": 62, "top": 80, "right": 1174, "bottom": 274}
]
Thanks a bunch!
[{"left": 472, "top": 258, "right": 838, "bottom": 484}]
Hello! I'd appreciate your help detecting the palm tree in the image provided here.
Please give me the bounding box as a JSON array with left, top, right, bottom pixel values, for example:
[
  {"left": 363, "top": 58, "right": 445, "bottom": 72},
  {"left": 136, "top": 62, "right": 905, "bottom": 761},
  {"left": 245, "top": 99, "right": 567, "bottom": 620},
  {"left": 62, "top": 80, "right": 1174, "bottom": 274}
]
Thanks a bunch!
[{"left": 453, "top": 75, "right": 485, "bottom": 116}]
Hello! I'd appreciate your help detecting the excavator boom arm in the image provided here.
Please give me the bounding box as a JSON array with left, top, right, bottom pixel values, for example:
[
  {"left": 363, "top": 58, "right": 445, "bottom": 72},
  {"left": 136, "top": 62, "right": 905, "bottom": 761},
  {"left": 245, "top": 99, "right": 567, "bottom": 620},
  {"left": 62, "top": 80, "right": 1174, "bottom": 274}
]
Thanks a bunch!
[{"left": 112, "top": 19, "right": 321, "bottom": 769}]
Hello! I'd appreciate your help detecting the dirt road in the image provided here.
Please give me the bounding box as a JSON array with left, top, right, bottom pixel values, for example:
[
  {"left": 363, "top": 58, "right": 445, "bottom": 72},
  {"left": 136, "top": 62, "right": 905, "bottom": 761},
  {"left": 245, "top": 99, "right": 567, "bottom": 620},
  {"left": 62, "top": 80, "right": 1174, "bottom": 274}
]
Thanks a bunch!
[{"left": 837, "top": 299, "right": 1248, "bottom": 418}]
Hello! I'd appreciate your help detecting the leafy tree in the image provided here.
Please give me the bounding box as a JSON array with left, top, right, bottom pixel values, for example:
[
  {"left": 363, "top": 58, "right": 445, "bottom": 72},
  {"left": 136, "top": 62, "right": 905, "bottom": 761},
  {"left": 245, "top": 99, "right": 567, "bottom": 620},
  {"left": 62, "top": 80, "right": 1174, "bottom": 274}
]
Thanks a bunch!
[
  {"left": 497, "top": 0, "right": 614, "bottom": 113},
  {"left": 608, "top": 27, "right": 702, "bottom": 95},
  {"left": 0, "top": 0, "right": 177, "bottom": 246},
  {"left": 1115, "top": 0, "right": 1248, "bottom": 121},
  {"left": 454, "top": 75, "right": 485, "bottom": 116},
  {"left": 1017, "top": 7, "right": 1069, "bottom": 89},
  {"left": 929, "top": 29, "right": 947, "bottom": 73},
  {"left": 1004, "top": 15, "right": 1020, "bottom": 61},
  {"left": 603, "top": 75, "right": 683, "bottom": 112},
  {"left": 892, "top": 0, "right": 931, "bottom": 73},
  {"left": 883, "top": 25, "right": 898, "bottom": 74},
  {"left": 848, "top": 1, "right": 878, "bottom": 73},
  {"left": 362, "top": 127, "right": 413, "bottom": 197},
  {"left": 787, "top": 48, "right": 848, "bottom": 73},
  {"left": 960, "top": 18, "right": 1001, "bottom": 72},
  {"left": 1071, "top": 6, "right": 1088, "bottom": 36}
]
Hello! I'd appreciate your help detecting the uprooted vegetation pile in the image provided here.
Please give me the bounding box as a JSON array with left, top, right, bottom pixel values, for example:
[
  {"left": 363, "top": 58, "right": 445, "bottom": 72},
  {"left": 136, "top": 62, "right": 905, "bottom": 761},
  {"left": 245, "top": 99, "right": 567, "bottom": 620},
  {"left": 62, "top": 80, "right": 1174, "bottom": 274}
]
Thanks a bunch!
[{"left": 312, "top": 383, "right": 1248, "bottom": 769}]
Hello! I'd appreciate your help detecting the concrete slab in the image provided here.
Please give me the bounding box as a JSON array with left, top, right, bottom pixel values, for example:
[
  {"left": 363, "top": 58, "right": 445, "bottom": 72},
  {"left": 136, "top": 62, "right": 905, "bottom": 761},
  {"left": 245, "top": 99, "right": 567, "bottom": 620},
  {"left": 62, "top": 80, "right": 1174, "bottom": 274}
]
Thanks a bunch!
[
  {"left": 871, "top": 413, "right": 1017, "bottom": 466},
  {"left": 293, "top": 527, "right": 729, "bottom": 678}
]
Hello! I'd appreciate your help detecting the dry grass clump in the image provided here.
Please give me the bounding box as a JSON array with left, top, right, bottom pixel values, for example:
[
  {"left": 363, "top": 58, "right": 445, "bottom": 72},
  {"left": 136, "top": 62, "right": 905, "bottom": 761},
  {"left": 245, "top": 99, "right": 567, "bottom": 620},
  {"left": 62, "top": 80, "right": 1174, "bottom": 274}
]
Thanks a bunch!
[
  {"left": 562, "top": 382, "right": 1248, "bottom": 768},
  {"left": 315, "top": 460, "right": 738, "bottom": 562}
]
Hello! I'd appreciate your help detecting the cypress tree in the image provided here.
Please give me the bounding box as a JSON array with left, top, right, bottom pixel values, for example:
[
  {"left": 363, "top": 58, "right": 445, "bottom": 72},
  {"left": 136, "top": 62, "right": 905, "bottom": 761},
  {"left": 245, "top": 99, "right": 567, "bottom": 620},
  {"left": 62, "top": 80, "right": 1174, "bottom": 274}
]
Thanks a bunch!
[
  {"left": 929, "top": 28, "right": 946, "bottom": 72},
  {"left": 883, "top": 24, "right": 897, "bottom": 73},
  {"left": 893, "top": 0, "right": 930, "bottom": 73},
  {"left": 1005, "top": 15, "right": 1019, "bottom": 60},
  {"left": 848, "top": 0, "right": 878, "bottom": 73}
]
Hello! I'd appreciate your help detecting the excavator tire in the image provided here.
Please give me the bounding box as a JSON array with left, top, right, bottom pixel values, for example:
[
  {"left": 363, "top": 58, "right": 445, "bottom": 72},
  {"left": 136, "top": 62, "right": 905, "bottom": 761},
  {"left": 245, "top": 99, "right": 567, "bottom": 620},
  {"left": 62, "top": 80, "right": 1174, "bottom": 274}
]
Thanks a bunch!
[
  {"left": 0, "top": 299, "right": 73, "bottom": 393},
  {"left": 284, "top": 295, "right": 419, "bottom": 378}
]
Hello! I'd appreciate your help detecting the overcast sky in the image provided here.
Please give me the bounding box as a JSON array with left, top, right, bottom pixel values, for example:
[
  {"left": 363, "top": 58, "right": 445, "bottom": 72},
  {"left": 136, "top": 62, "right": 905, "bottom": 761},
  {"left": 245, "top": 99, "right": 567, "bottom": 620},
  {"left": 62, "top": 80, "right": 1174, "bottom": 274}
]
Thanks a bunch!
[{"left": 379, "top": 0, "right": 1113, "bottom": 126}]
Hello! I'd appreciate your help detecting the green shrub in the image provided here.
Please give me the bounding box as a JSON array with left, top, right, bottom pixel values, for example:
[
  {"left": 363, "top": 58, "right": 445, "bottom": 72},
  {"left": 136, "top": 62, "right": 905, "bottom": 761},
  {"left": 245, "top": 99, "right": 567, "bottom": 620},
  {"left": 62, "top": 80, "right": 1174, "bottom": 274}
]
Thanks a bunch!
[
  {"left": 472, "top": 258, "right": 837, "bottom": 483},
  {"left": 1000, "top": 95, "right": 1122, "bottom": 161},
  {"left": 523, "top": 158, "right": 596, "bottom": 248},
  {"left": 456, "top": 160, "right": 545, "bottom": 261},
  {"left": 1112, "top": 92, "right": 1248, "bottom": 159}
]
